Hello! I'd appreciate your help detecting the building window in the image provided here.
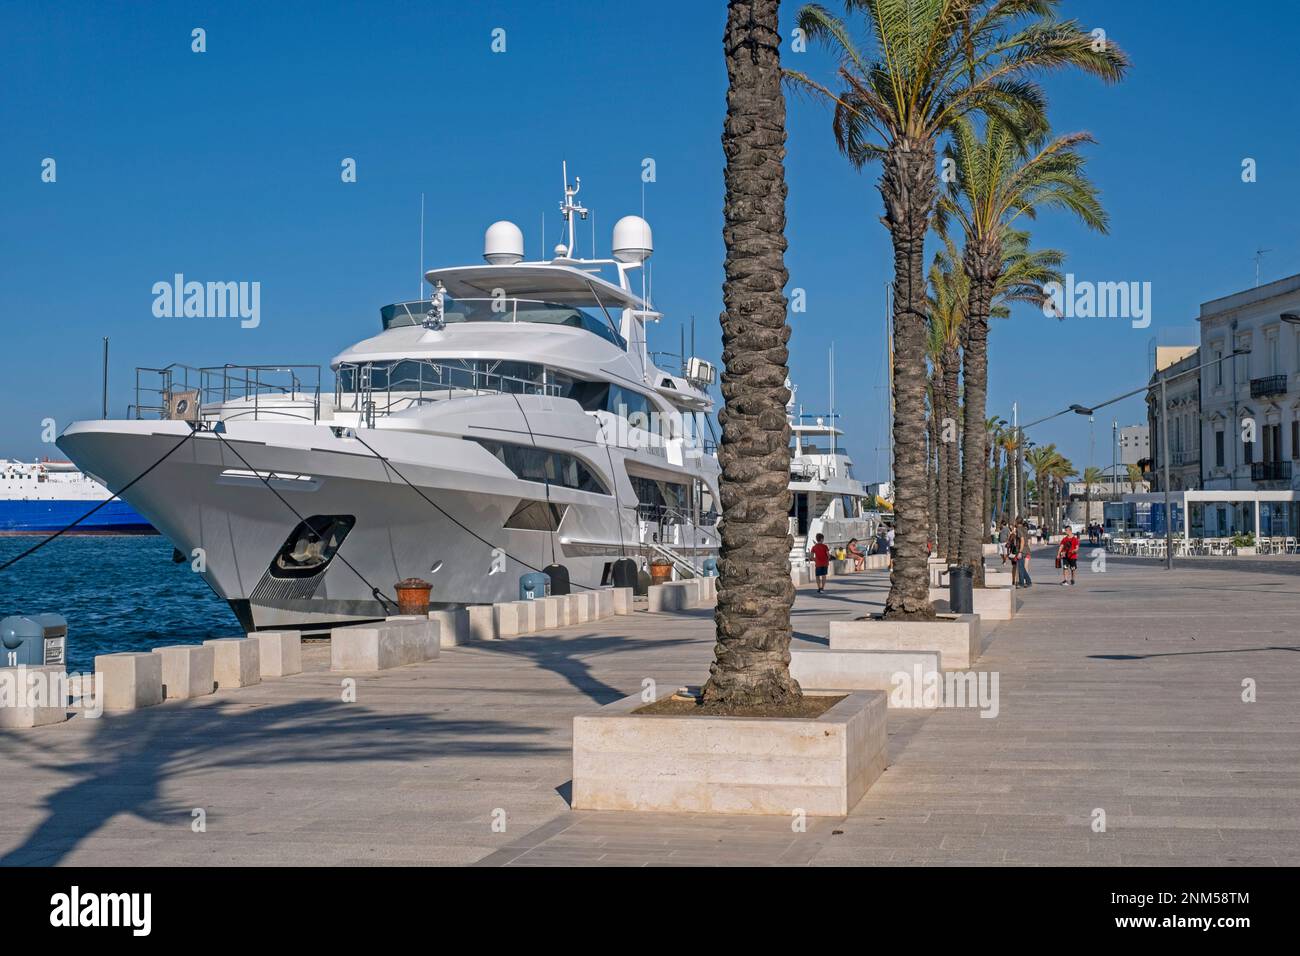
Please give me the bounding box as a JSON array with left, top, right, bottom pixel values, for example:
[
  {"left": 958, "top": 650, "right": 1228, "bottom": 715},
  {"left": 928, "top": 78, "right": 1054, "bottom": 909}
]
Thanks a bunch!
[
  {"left": 1244, "top": 435, "right": 1254, "bottom": 465},
  {"left": 1292, "top": 421, "right": 1299, "bottom": 461},
  {"left": 1213, "top": 347, "right": 1223, "bottom": 387},
  {"left": 1215, "top": 430, "right": 1225, "bottom": 467}
]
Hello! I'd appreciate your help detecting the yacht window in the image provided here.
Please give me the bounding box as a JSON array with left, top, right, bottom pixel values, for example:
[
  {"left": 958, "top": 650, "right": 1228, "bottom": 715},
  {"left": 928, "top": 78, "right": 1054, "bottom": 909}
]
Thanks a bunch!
[
  {"left": 471, "top": 439, "right": 609, "bottom": 495},
  {"left": 608, "top": 384, "right": 653, "bottom": 423},
  {"left": 629, "top": 474, "right": 689, "bottom": 522},
  {"left": 503, "top": 500, "right": 566, "bottom": 532}
]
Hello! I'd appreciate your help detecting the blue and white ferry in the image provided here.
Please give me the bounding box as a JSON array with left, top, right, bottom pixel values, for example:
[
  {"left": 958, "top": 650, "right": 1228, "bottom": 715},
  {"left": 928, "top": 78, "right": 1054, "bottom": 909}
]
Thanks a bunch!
[{"left": 0, "top": 459, "right": 153, "bottom": 534}]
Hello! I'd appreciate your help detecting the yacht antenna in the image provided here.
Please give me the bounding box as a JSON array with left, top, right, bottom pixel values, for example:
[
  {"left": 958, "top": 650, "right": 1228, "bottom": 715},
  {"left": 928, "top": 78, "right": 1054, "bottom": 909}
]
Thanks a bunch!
[
  {"left": 558, "top": 161, "right": 588, "bottom": 259},
  {"left": 419, "top": 192, "right": 425, "bottom": 301}
]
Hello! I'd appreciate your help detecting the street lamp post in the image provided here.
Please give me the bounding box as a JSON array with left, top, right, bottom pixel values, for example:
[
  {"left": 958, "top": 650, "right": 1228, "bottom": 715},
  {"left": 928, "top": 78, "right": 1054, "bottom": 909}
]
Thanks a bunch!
[{"left": 1027, "top": 347, "right": 1250, "bottom": 570}]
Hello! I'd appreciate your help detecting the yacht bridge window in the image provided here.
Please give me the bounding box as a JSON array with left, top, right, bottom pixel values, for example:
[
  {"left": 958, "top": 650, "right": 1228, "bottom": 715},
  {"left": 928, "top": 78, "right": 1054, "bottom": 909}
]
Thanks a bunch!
[{"left": 380, "top": 297, "right": 626, "bottom": 349}]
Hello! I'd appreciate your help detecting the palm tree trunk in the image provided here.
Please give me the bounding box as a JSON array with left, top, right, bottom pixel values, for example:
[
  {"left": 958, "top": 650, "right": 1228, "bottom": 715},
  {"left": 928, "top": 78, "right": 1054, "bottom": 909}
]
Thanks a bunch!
[
  {"left": 942, "top": 343, "right": 961, "bottom": 560},
  {"left": 991, "top": 449, "right": 1002, "bottom": 526},
  {"left": 702, "top": 0, "right": 801, "bottom": 707},
  {"left": 931, "top": 372, "right": 948, "bottom": 558},
  {"left": 958, "top": 245, "right": 1000, "bottom": 587},
  {"left": 928, "top": 410, "right": 941, "bottom": 554},
  {"left": 882, "top": 140, "right": 938, "bottom": 619}
]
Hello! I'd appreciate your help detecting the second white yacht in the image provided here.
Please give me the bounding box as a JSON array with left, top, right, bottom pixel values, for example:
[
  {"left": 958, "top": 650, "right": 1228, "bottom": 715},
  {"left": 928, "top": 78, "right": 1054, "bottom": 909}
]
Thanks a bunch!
[
  {"left": 59, "top": 172, "right": 722, "bottom": 631},
  {"left": 786, "top": 385, "right": 879, "bottom": 561}
]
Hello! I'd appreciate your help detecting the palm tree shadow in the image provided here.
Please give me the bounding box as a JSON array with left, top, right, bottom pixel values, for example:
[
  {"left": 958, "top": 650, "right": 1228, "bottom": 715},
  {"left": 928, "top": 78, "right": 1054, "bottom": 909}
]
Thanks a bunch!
[
  {"left": 468, "top": 631, "right": 698, "bottom": 705},
  {"left": 0, "top": 695, "right": 556, "bottom": 866},
  {"left": 1089, "top": 645, "right": 1300, "bottom": 661}
]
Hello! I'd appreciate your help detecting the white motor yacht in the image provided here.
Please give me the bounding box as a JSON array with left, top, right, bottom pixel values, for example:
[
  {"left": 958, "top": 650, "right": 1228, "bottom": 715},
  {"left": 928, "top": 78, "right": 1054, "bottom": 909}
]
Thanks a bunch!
[{"left": 59, "top": 172, "right": 722, "bottom": 631}]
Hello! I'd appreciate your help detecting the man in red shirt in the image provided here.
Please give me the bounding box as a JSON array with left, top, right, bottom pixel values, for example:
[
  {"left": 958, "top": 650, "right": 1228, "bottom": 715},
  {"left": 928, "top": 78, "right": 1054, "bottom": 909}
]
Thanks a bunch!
[
  {"left": 1057, "top": 527, "right": 1080, "bottom": 586},
  {"left": 810, "top": 533, "right": 831, "bottom": 593}
]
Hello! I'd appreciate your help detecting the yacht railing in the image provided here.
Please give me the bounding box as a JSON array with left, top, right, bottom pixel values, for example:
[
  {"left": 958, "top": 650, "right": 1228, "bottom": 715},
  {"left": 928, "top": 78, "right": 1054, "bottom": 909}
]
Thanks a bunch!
[
  {"left": 335, "top": 358, "right": 561, "bottom": 426},
  {"left": 131, "top": 364, "right": 322, "bottom": 423}
]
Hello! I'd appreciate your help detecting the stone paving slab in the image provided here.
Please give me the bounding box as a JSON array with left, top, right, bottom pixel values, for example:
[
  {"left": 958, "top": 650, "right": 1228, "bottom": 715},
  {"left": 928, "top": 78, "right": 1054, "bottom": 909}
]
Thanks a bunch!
[{"left": 1, "top": 558, "right": 1297, "bottom": 866}]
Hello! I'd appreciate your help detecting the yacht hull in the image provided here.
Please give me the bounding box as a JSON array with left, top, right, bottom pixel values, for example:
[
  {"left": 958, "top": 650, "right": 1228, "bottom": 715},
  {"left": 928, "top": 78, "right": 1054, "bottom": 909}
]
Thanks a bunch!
[{"left": 58, "top": 419, "right": 671, "bottom": 632}]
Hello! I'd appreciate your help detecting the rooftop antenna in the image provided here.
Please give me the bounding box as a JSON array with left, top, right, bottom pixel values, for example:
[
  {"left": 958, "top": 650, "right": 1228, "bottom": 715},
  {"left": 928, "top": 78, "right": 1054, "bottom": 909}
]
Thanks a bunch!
[
  {"left": 557, "top": 161, "right": 588, "bottom": 259},
  {"left": 1253, "top": 247, "right": 1271, "bottom": 287}
]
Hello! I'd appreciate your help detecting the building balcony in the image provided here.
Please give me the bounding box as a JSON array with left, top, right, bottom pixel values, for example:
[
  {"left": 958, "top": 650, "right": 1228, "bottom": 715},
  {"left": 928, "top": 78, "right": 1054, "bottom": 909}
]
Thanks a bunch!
[
  {"left": 1251, "top": 461, "right": 1292, "bottom": 482},
  {"left": 1170, "top": 450, "right": 1199, "bottom": 467},
  {"left": 1250, "top": 374, "right": 1288, "bottom": 398}
]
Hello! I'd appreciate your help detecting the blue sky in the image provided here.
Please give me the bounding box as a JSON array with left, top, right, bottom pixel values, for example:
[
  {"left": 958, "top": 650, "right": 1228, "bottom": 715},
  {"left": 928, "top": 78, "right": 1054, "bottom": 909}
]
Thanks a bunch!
[{"left": 2, "top": 0, "right": 1297, "bottom": 482}]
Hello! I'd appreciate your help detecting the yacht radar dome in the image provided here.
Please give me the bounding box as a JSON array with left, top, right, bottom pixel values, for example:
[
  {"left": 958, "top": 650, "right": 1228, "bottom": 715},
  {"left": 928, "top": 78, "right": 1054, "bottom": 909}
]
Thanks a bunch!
[
  {"left": 484, "top": 220, "right": 525, "bottom": 264},
  {"left": 612, "top": 215, "right": 653, "bottom": 264}
]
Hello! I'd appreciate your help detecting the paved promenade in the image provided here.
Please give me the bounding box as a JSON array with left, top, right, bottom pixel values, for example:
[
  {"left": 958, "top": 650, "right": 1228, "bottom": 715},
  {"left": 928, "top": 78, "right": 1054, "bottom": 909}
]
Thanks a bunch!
[{"left": 2, "top": 556, "right": 1297, "bottom": 866}]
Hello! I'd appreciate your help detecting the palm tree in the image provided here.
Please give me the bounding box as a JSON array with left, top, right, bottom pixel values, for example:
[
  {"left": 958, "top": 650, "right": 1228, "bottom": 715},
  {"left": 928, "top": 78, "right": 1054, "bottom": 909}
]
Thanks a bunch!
[
  {"left": 941, "top": 114, "right": 1121, "bottom": 584},
  {"left": 788, "top": 0, "right": 1126, "bottom": 618},
  {"left": 1046, "top": 450, "right": 1076, "bottom": 531},
  {"left": 702, "top": 0, "right": 801, "bottom": 708},
  {"left": 1025, "top": 445, "right": 1055, "bottom": 529},
  {"left": 1083, "top": 465, "right": 1104, "bottom": 525},
  {"left": 927, "top": 241, "right": 965, "bottom": 558},
  {"left": 985, "top": 416, "right": 1003, "bottom": 527},
  {"left": 1126, "top": 462, "right": 1143, "bottom": 493}
]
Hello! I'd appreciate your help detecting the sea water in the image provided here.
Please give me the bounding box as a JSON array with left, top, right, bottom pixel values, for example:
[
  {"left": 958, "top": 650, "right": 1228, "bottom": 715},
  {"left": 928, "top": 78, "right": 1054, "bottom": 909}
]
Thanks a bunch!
[{"left": 0, "top": 536, "right": 239, "bottom": 673}]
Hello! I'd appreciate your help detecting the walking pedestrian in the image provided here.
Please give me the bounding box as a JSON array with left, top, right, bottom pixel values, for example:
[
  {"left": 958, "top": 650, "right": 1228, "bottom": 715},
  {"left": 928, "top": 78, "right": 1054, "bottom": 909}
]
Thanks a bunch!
[
  {"left": 885, "top": 525, "right": 895, "bottom": 571},
  {"left": 810, "top": 533, "right": 831, "bottom": 593},
  {"left": 1057, "top": 525, "right": 1080, "bottom": 586},
  {"left": 1016, "top": 519, "right": 1033, "bottom": 588}
]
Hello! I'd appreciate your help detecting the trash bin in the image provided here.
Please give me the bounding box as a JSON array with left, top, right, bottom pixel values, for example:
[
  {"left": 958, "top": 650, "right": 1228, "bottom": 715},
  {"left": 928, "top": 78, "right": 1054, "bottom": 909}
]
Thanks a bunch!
[
  {"left": 519, "top": 571, "right": 550, "bottom": 601},
  {"left": 948, "top": 566, "right": 973, "bottom": 614},
  {"left": 1, "top": 613, "right": 66, "bottom": 667}
]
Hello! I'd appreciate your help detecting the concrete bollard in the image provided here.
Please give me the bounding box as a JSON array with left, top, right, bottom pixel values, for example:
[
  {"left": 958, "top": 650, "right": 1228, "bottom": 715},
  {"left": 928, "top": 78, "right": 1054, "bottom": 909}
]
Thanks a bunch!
[
  {"left": 253, "top": 631, "right": 302, "bottom": 678},
  {"left": 0, "top": 665, "right": 69, "bottom": 728},
  {"left": 612, "top": 587, "right": 634, "bottom": 615},
  {"left": 572, "top": 592, "right": 592, "bottom": 624},
  {"left": 152, "top": 645, "right": 216, "bottom": 700},
  {"left": 533, "top": 596, "right": 561, "bottom": 629},
  {"left": 591, "top": 589, "right": 614, "bottom": 620},
  {"left": 427, "top": 608, "right": 471, "bottom": 647},
  {"left": 95, "top": 652, "right": 164, "bottom": 712},
  {"left": 516, "top": 600, "right": 538, "bottom": 633},
  {"left": 203, "top": 637, "right": 261, "bottom": 689},
  {"left": 647, "top": 583, "right": 686, "bottom": 612},
  {"left": 466, "top": 605, "right": 498, "bottom": 641},
  {"left": 331, "top": 619, "right": 439, "bottom": 672},
  {"left": 494, "top": 603, "right": 525, "bottom": 638}
]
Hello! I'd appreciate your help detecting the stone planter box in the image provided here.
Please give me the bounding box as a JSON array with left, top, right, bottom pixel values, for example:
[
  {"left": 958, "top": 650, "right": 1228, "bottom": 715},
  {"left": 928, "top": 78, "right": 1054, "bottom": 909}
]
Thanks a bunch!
[
  {"left": 934, "top": 567, "right": 1012, "bottom": 589},
  {"left": 865, "top": 554, "right": 888, "bottom": 570},
  {"left": 929, "top": 585, "right": 1017, "bottom": 622},
  {"left": 789, "top": 648, "right": 941, "bottom": 707},
  {"left": 1236, "top": 546, "right": 1257, "bottom": 556},
  {"left": 572, "top": 689, "right": 888, "bottom": 816},
  {"left": 829, "top": 613, "right": 981, "bottom": 670}
]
